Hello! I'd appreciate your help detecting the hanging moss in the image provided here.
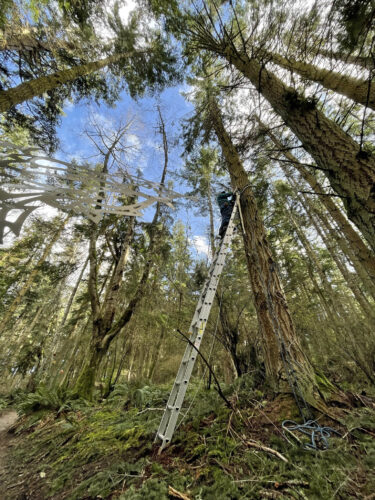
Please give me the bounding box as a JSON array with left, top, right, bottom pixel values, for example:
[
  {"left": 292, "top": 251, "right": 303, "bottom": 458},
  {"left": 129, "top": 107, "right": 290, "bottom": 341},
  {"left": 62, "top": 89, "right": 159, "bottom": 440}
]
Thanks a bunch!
[{"left": 284, "top": 91, "right": 318, "bottom": 112}]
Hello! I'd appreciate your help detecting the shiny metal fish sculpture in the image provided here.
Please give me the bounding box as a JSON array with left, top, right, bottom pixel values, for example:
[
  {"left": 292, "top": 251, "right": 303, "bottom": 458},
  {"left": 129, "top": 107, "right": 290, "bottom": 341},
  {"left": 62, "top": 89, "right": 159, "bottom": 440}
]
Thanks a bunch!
[{"left": 0, "top": 140, "right": 184, "bottom": 243}]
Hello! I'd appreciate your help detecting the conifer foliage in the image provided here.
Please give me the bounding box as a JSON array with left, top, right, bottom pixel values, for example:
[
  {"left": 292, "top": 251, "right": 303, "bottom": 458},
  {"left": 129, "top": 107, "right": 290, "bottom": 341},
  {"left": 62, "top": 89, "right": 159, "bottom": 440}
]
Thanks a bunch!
[{"left": 0, "top": 1, "right": 375, "bottom": 498}]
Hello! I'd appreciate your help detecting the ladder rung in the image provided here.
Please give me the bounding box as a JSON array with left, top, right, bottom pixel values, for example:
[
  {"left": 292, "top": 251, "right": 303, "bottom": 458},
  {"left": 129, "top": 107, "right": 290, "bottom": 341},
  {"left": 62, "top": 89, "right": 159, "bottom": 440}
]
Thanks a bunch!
[
  {"left": 167, "top": 404, "right": 180, "bottom": 411},
  {"left": 158, "top": 432, "right": 170, "bottom": 442}
]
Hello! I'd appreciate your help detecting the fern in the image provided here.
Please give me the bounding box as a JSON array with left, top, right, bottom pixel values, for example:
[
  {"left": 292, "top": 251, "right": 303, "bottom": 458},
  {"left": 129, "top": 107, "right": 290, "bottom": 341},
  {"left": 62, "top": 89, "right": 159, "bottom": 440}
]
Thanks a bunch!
[{"left": 16, "top": 385, "right": 89, "bottom": 415}]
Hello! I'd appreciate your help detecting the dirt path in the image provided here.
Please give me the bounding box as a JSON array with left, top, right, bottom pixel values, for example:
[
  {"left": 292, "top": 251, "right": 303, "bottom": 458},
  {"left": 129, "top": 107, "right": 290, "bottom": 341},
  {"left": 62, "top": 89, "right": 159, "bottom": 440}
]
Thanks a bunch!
[{"left": 0, "top": 411, "right": 18, "bottom": 498}]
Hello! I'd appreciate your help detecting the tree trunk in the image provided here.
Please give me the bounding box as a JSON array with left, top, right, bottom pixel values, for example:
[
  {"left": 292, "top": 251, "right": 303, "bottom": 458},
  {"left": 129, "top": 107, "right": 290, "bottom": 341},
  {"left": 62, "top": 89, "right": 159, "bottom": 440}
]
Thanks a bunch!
[
  {"left": 263, "top": 125, "right": 375, "bottom": 292},
  {"left": 287, "top": 204, "right": 375, "bottom": 383},
  {"left": 72, "top": 341, "right": 104, "bottom": 400},
  {"left": 0, "top": 216, "right": 69, "bottom": 334},
  {"left": 316, "top": 214, "right": 375, "bottom": 320},
  {"left": 264, "top": 50, "right": 375, "bottom": 110},
  {"left": 60, "top": 255, "right": 89, "bottom": 328},
  {"left": 101, "top": 219, "right": 136, "bottom": 328},
  {"left": 274, "top": 152, "right": 375, "bottom": 300},
  {"left": 0, "top": 52, "right": 131, "bottom": 112},
  {"left": 316, "top": 48, "right": 374, "bottom": 70},
  {"left": 147, "top": 326, "right": 166, "bottom": 381},
  {"left": 213, "top": 43, "right": 375, "bottom": 250},
  {"left": 0, "top": 28, "right": 76, "bottom": 52},
  {"left": 73, "top": 220, "right": 136, "bottom": 399},
  {"left": 73, "top": 108, "right": 170, "bottom": 399},
  {"left": 209, "top": 96, "right": 325, "bottom": 410},
  {"left": 292, "top": 182, "right": 375, "bottom": 320}
]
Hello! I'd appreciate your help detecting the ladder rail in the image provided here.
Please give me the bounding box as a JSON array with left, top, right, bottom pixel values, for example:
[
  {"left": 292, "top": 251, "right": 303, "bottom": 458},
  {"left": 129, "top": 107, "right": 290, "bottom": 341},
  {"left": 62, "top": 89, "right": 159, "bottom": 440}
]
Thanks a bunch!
[{"left": 155, "top": 197, "right": 239, "bottom": 450}]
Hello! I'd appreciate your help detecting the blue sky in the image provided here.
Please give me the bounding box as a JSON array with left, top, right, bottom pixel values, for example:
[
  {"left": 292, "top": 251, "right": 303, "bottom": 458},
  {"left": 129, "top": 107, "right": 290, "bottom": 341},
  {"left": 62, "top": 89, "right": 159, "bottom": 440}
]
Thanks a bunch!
[{"left": 56, "top": 84, "right": 219, "bottom": 258}]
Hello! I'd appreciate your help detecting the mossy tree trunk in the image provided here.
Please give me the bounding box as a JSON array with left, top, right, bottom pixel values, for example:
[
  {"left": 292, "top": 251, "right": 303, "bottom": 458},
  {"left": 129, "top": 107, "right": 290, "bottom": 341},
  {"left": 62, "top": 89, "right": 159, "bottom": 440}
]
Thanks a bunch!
[
  {"left": 316, "top": 48, "right": 374, "bottom": 70},
  {"left": 72, "top": 218, "right": 136, "bottom": 399},
  {"left": 0, "top": 27, "right": 76, "bottom": 53},
  {"left": 201, "top": 37, "right": 375, "bottom": 251},
  {"left": 263, "top": 50, "right": 375, "bottom": 110},
  {"left": 209, "top": 96, "right": 326, "bottom": 409},
  {"left": 262, "top": 125, "right": 375, "bottom": 292},
  {"left": 0, "top": 52, "right": 130, "bottom": 112}
]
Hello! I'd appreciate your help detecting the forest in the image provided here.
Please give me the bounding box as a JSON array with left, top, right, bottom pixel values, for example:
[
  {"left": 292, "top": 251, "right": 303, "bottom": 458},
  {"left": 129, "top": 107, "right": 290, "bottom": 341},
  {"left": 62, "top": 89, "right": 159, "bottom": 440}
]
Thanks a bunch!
[{"left": 0, "top": 0, "right": 374, "bottom": 498}]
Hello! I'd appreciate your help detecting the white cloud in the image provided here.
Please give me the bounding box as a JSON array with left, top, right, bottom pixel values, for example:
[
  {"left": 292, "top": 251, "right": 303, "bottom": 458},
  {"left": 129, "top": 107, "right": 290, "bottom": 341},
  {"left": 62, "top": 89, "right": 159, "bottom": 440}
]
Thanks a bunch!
[
  {"left": 95, "top": 0, "right": 137, "bottom": 41},
  {"left": 191, "top": 235, "right": 210, "bottom": 256},
  {"left": 118, "top": 0, "right": 136, "bottom": 25},
  {"left": 127, "top": 133, "right": 141, "bottom": 149}
]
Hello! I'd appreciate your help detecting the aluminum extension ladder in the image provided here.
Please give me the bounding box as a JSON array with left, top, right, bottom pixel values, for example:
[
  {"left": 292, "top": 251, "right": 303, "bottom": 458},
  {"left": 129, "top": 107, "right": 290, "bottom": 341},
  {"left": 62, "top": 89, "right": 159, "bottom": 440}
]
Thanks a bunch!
[{"left": 155, "top": 195, "right": 239, "bottom": 451}]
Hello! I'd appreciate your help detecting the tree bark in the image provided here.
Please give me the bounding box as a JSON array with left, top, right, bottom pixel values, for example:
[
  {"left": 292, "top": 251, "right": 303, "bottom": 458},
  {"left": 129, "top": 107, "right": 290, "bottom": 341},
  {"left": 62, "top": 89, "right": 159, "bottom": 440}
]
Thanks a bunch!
[
  {"left": 60, "top": 255, "right": 89, "bottom": 328},
  {"left": 0, "top": 27, "right": 76, "bottom": 52},
  {"left": 263, "top": 125, "right": 375, "bottom": 293},
  {"left": 288, "top": 178, "right": 375, "bottom": 320},
  {"left": 264, "top": 50, "right": 375, "bottom": 110},
  {"left": 0, "top": 216, "right": 69, "bottom": 334},
  {"left": 0, "top": 52, "right": 132, "bottom": 112},
  {"left": 73, "top": 108, "right": 170, "bottom": 399},
  {"left": 207, "top": 41, "right": 375, "bottom": 251},
  {"left": 147, "top": 326, "right": 166, "bottom": 381},
  {"left": 287, "top": 203, "right": 375, "bottom": 383},
  {"left": 316, "top": 48, "right": 374, "bottom": 71},
  {"left": 209, "top": 95, "right": 325, "bottom": 409}
]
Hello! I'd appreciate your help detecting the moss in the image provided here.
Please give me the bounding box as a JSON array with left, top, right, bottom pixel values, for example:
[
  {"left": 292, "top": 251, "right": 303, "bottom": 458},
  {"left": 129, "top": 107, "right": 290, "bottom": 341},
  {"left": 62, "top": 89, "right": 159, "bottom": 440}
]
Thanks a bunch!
[
  {"left": 120, "top": 478, "right": 169, "bottom": 499},
  {"left": 198, "top": 472, "right": 243, "bottom": 499},
  {"left": 315, "top": 370, "right": 336, "bottom": 397},
  {"left": 5, "top": 382, "right": 375, "bottom": 499},
  {"left": 72, "top": 362, "right": 97, "bottom": 400}
]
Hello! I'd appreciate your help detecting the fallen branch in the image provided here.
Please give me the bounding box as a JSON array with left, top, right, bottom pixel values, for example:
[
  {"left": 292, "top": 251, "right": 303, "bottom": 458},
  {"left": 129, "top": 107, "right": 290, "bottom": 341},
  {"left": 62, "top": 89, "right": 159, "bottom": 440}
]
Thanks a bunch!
[
  {"left": 244, "top": 439, "right": 288, "bottom": 463},
  {"left": 168, "top": 485, "right": 191, "bottom": 500},
  {"left": 176, "top": 329, "right": 233, "bottom": 410}
]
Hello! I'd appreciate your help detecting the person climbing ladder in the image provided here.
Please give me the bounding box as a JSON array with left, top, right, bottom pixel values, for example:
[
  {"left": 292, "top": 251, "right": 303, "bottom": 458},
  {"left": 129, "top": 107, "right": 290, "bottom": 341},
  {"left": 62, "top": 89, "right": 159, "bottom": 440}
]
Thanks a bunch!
[{"left": 216, "top": 190, "right": 235, "bottom": 238}]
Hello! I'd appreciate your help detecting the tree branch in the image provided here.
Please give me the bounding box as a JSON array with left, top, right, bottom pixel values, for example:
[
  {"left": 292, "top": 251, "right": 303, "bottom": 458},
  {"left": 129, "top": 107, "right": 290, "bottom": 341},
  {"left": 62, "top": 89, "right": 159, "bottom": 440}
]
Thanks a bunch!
[{"left": 176, "top": 328, "right": 233, "bottom": 410}]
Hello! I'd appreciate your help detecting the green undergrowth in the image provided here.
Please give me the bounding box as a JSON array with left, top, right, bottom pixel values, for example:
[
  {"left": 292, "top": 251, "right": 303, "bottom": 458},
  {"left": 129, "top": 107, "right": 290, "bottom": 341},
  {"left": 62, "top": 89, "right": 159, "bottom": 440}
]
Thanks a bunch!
[{"left": 3, "top": 376, "right": 375, "bottom": 499}]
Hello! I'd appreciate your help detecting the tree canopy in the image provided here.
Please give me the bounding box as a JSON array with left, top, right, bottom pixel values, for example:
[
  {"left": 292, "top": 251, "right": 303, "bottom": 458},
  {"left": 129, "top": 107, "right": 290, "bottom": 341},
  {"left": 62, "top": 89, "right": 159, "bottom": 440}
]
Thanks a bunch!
[{"left": 0, "top": 1, "right": 375, "bottom": 499}]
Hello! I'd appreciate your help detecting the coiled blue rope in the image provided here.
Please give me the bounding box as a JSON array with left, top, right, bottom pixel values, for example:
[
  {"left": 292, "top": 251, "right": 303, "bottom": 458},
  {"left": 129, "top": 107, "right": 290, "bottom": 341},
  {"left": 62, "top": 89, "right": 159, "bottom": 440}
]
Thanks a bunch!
[{"left": 282, "top": 419, "right": 341, "bottom": 450}]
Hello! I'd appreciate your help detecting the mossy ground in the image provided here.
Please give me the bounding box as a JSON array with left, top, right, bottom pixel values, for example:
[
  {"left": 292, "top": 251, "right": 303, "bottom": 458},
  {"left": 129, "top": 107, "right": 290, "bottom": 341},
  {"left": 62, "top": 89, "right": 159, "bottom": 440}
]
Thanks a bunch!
[{"left": 1, "top": 377, "right": 375, "bottom": 499}]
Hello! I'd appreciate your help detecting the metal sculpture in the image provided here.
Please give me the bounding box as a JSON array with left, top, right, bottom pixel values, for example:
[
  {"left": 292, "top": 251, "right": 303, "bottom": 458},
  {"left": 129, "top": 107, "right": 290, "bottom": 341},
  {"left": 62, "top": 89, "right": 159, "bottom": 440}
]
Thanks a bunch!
[{"left": 0, "top": 140, "right": 184, "bottom": 243}]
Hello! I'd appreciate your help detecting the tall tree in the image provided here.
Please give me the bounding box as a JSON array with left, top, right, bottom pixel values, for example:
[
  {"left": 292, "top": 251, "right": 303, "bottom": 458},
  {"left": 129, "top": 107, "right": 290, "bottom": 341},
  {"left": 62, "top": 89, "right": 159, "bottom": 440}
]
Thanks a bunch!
[
  {"left": 314, "top": 48, "right": 374, "bottom": 70},
  {"left": 149, "top": 1, "right": 375, "bottom": 252},
  {"left": 261, "top": 50, "right": 375, "bottom": 110},
  {"left": 206, "top": 92, "right": 326, "bottom": 409},
  {"left": 73, "top": 110, "right": 171, "bottom": 399},
  {"left": 0, "top": 2, "right": 180, "bottom": 150},
  {"left": 258, "top": 122, "right": 375, "bottom": 295},
  {"left": 189, "top": 16, "right": 375, "bottom": 251}
]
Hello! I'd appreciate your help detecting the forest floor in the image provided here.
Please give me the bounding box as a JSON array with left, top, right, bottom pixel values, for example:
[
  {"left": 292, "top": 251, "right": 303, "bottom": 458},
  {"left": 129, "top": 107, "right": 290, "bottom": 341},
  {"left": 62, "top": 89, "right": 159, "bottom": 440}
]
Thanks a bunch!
[
  {"left": 0, "top": 379, "right": 374, "bottom": 499},
  {"left": 0, "top": 410, "right": 18, "bottom": 498}
]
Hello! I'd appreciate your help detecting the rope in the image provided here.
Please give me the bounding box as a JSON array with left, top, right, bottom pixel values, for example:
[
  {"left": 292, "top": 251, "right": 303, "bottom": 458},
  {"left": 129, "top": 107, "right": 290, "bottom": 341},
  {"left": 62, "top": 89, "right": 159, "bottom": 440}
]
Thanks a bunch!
[
  {"left": 282, "top": 420, "right": 341, "bottom": 450},
  {"left": 235, "top": 190, "right": 340, "bottom": 450}
]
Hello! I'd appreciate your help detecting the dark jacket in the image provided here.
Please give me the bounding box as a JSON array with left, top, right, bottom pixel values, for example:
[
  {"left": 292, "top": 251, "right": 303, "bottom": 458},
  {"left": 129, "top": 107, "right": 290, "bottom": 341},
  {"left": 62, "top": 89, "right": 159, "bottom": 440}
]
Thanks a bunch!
[{"left": 216, "top": 192, "right": 234, "bottom": 215}]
